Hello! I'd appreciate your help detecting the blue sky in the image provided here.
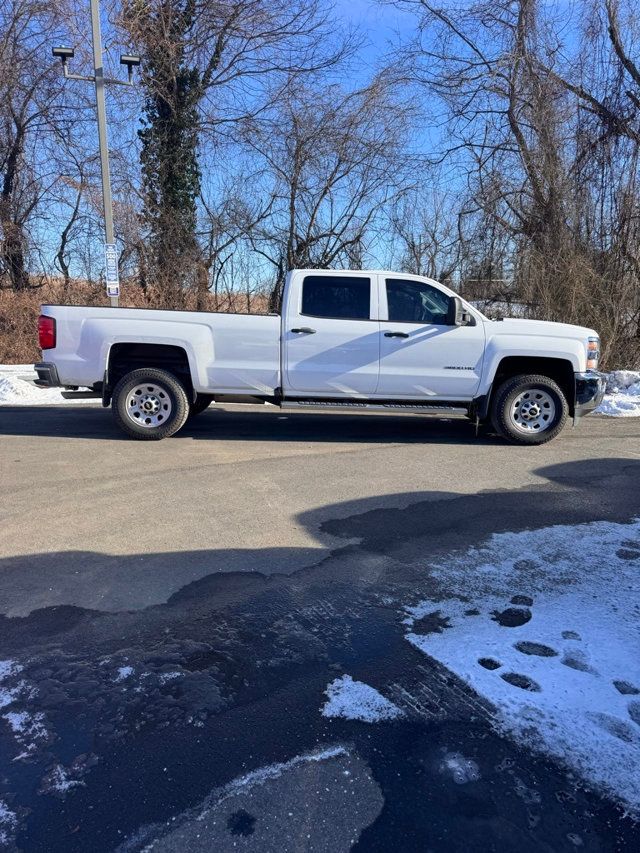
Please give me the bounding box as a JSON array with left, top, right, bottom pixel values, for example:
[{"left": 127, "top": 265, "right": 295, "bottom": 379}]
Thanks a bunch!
[{"left": 335, "top": 0, "right": 417, "bottom": 78}]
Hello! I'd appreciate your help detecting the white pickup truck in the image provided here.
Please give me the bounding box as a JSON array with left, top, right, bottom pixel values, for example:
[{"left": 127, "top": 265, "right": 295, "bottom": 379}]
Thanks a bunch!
[{"left": 35, "top": 268, "right": 605, "bottom": 444}]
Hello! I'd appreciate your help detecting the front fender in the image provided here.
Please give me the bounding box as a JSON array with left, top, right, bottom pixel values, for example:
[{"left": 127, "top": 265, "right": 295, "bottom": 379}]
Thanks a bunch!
[{"left": 477, "top": 335, "right": 584, "bottom": 398}]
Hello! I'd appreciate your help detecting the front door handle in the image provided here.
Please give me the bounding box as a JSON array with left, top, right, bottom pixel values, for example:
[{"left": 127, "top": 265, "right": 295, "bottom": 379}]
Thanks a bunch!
[
  {"left": 384, "top": 331, "right": 410, "bottom": 338},
  {"left": 291, "top": 327, "right": 316, "bottom": 334}
]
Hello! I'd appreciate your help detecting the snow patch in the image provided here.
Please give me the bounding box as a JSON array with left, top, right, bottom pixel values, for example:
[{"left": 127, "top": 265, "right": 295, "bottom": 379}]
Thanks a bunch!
[
  {"left": 114, "top": 666, "right": 134, "bottom": 682},
  {"left": 321, "top": 675, "right": 404, "bottom": 723},
  {"left": 219, "top": 745, "right": 349, "bottom": 804},
  {"left": 3, "top": 710, "right": 49, "bottom": 758},
  {"left": 158, "top": 671, "right": 182, "bottom": 684},
  {"left": 596, "top": 370, "right": 640, "bottom": 417},
  {"left": 595, "top": 388, "right": 640, "bottom": 417},
  {"left": 0, "top": 798, "right": 17, "bottom": 847},
  {"left": 605, "top": 370, "right": 640, "bottom": 393},
  {"left": 0, "top": 660, "right": 24, "bottom": 709},
  {"left": 0, "top": 364, "right": 98, "bottom": 406},
  {"left": 40, "top": 764, "right": 86, "bottom": 795},
  {"left": 1, "top": 659, "right": 48, "bottom": 760},
  {"left": 405, "top": 518, "right": 640, "bottom": 815}
]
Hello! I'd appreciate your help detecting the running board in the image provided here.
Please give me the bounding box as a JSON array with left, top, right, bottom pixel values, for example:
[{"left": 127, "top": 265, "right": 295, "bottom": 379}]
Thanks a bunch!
[
  {"left": 280, "top": 400, "right": 469, "bottom": 417},
  {"left": 61, "top": 390, "right": 101, "bottom": 399}
]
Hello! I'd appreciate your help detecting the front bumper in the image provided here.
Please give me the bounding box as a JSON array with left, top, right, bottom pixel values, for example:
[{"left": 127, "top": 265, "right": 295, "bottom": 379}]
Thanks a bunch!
[
  {"left": 34, "top": 362, "right": 61, "bottom": 388},
  {"left": 575, "top": 370, "right": 606, "bottom": 417}
]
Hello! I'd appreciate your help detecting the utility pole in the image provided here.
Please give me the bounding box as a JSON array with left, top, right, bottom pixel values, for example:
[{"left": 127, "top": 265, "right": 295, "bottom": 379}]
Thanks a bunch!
[
  {"left": 90, "top": 0, "right": 117, "bottom": 306},
  {"left": 54, "top": 3, "right": 140, "bottom": 308}
]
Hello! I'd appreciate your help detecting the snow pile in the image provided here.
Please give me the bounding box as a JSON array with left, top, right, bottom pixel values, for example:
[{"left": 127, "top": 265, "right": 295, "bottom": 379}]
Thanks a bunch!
[
  {"left": 405, "top": 518, "right": 640, "bottom": 816},
  {"left": 596, "top": 370, "right": 640, "bottom": 417},
  {"left": 0, "top": 364, "right": 97, "bottom": 406},
  {"left": 321, "top": 674, "right": 404, "bottom": 723}
]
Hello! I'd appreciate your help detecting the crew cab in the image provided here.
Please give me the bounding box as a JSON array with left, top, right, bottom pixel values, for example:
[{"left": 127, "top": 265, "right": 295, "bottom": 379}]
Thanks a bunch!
[{"left": 35, "top": 269, "right": 605, "bottom": 443}]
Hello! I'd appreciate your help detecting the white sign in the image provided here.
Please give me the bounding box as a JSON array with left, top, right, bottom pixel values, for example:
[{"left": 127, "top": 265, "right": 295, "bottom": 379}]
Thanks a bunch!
[{"left": 104, "top": 243, "right": 120, "bottom": 297}]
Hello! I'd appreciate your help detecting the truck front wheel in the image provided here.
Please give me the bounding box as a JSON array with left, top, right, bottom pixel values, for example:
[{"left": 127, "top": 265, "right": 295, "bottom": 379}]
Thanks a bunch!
[
  {"left": 490, "top": 374, "right": 568, "bottom": 445},
  {"left": 112, "top": 368, "right": 190, "bottom": 440}
]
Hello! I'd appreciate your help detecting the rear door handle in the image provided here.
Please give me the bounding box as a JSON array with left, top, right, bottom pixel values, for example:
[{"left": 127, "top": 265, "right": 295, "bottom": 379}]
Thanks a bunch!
[
  {"left": 291, "top": 327, "right": 316, "bottom": 334},
  {"left": 384, "top": 331, "right": 410, "bottom": 338}
]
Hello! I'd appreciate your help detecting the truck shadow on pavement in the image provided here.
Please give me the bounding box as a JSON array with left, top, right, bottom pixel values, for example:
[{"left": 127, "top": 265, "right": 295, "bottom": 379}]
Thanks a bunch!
[
  {"left": 0, "top": 458, "right": 639, "bottom": 852},
  {"left": 0, "top": 403, "right": 496, "bottom": 444}
]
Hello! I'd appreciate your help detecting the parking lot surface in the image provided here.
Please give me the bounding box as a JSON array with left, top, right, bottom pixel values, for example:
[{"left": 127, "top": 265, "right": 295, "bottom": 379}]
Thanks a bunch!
[{"left": 0, "top": 405, "right": 639, "bottom": 851}]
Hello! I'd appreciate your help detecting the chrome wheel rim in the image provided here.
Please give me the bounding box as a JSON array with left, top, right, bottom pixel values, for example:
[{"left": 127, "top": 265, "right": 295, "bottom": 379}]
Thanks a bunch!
[
  {"left": 126, "top": 383, "right": 172, "bottom": 428},
  {"left": 509, "top": 388, "right": 556, "bottom": 433}
]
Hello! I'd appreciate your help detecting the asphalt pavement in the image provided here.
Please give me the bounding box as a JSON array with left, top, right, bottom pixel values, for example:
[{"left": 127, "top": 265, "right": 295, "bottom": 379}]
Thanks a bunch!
[{"left": 0, "top": 404, "right": 639, "bottom": 851}]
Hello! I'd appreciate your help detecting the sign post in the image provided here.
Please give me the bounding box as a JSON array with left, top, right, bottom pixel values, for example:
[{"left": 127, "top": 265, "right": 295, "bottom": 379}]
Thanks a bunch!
[{"left": 104, "top": 243, "right": 120, "bottom": 300}]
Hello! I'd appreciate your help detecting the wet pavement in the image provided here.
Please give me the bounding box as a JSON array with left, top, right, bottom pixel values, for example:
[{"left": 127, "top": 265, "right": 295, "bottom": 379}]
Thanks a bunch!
[{"left": 0, "top": 406, "right": 639, "bottom": 851}]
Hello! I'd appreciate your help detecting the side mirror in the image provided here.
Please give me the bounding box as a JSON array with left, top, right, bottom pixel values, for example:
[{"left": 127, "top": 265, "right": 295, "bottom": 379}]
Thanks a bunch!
[{"left": 449, "top": 296, "right": 473, "bottom": 326}]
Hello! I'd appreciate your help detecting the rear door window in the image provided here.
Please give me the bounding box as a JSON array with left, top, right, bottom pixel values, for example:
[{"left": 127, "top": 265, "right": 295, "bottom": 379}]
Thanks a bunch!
[{"left": 301, "top": 275, "right": 371, "bottom": 320}]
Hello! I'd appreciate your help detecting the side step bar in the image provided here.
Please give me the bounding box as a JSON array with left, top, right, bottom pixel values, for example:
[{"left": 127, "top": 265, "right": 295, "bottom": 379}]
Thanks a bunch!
[
  {"left": 61, "top": 390, "right": 102, "bottom": 400},
  {"left": 280, "top": 400, "right": 469, "bottom": 417}
]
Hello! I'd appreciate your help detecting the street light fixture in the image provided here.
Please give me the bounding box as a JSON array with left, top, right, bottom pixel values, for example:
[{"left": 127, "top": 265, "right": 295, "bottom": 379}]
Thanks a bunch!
[
  {"left": 120, "top": 54, "right": 141, "bottom": 84},
  {"left": 52, "top": 46, "right": 75, "bottom": 62},
  {"left": 53, "top": 2, "right": 140, "bottom": 308}
]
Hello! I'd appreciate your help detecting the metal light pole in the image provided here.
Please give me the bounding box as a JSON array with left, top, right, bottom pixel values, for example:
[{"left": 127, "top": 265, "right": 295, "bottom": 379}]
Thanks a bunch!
[
  {"left": 54, "top": 3, "right": 140, "bottom": 308},
  {"left": 89, "top": 0, "right": 116, "bottom": 306}
]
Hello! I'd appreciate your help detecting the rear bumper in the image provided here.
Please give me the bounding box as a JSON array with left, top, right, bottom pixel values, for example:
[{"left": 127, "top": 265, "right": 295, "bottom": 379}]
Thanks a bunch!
[
  {"left": 34, "top": 362, "right": 61, "bottom": 388},
  {"left": 574, "top": 370, "right": 606, "bottom": 417}
]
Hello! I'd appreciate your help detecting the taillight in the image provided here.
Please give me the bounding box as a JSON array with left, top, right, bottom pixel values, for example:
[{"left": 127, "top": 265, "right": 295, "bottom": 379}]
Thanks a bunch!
[{"left": 38, "top": 315, "right": 56, "bottom": 350}]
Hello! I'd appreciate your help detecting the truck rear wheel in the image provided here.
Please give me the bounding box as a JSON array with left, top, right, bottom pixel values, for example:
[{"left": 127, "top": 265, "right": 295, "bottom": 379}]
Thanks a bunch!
[
  {"left": 490, "top": 374, "right": 568, "bottom": 445},
  {"left": 112, "top": 368, "right": 190, "bottom": 440}
]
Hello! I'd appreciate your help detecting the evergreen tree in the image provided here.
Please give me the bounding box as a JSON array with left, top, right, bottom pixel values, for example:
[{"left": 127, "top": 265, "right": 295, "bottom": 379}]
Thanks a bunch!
[{"left": 127, "top": 1, "right": 202, "bottom": 304}]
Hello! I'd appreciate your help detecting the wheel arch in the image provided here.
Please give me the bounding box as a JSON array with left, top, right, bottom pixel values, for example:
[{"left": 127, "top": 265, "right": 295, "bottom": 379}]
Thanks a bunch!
[
  {"left": 474, "top": 356, "right": 576, "bottom": 420},
  {"left": 104, "top": 343, "right": 195, "bottom": 406}
]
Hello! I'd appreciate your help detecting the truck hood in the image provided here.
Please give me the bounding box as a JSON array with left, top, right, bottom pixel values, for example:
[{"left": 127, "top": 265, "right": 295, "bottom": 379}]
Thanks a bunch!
[{"left": 487, "top": 317, "right": 598, "bottom": 340}]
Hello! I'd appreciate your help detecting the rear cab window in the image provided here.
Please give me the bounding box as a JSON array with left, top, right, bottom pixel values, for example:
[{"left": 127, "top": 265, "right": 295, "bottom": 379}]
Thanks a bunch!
[{"left": 301, "top": 275, "right": 372, "bottom": 320}]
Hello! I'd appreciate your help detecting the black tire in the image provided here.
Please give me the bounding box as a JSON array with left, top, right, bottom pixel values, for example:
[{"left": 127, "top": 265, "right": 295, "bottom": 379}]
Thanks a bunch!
[
  {"left": 490, "top": 373, "right": 568, "bottom": 445},
  {"left": 112, "top": 368, "right": 190, "bottom": 440},
  {"left": 188, "top": 394, "right": 214, "bottom": 418}
]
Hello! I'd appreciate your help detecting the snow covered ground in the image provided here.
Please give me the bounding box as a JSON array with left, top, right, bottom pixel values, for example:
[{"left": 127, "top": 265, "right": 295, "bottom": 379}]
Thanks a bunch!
[
  {"left": 404, "top": 518, "right": 640, "bottom": 817},
  {"left": 311, "top": 519, "right": 640, "bottom": 816},
  {"left": 1, "top": 363, "right": 638, "bottom": 414},
  {"left": 596, "top": 370, "right": 640, "bottom": 417},
  {"left": 0, "top": 364, "right": 97, "bottom": 406}
]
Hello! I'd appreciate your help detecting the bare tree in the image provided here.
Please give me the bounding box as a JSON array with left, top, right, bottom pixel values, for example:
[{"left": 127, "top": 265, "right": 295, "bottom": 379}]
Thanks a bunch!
[
  {"left": 389, "top": 0, "right": 640, "bottom": 364},
  {"left": 389, "top": 184, "right": 462, "bottom": 282},
  {"left": 118, "top": 0, "right": 357, "bottom": 306},
  {"left": 0, "top": 1, "right": 68, "bottom": 289},
  {"left": 243, "top": 76, "right": 414, "bottom": 308}
]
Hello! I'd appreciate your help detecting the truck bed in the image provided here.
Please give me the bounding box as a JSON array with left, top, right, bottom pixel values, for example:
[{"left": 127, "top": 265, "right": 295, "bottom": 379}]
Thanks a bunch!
[{"left": 39, "top": 304, "right": 281, "bottom": 394}]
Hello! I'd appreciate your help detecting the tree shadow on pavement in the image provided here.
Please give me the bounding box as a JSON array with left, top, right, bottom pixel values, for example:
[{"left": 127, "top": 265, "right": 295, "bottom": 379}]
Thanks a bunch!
[{"left": 0, "top": 456, "right": 637, "bottom": 621}]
